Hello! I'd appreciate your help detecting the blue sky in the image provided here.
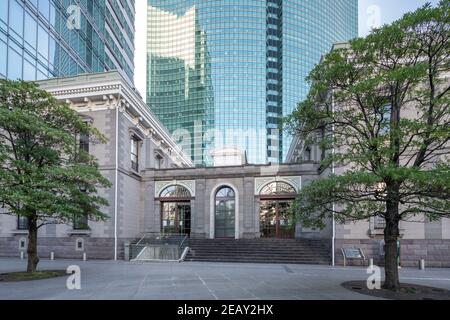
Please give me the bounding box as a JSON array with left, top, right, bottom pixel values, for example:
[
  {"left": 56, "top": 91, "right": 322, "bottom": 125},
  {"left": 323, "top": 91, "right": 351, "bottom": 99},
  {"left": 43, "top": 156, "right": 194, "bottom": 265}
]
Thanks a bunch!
[{"left": 359, "top": 0, "right": 441, "bottom": 36}]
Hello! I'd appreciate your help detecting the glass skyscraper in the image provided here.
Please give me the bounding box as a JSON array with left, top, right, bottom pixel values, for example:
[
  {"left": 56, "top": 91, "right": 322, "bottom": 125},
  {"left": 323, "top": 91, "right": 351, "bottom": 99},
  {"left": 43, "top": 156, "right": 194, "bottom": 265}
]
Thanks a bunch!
[
  {"left": 146, "top": 0, "right": 358, "bottom": 165},
  {"left": 0, "top": 0, "right": 135, "bottom": 84}
]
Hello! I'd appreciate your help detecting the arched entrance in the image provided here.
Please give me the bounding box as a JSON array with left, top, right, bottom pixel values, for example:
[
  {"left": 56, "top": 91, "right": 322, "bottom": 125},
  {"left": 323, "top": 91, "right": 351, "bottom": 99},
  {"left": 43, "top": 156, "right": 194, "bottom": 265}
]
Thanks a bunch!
[
  {"left": 214, "top": 186, "right": 236, "bottom": 238},
  {"left": 258, "top": 182, "right": 297, "bottom": 239},
  {"left": 157, "top": 185, "right": 193, "bottom": 236}
]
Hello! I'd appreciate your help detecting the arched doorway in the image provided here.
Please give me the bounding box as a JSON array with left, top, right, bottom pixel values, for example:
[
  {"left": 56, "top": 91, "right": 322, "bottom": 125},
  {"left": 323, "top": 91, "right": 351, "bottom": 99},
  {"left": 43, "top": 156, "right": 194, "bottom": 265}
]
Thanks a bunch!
[
  {"left": 157, "top": 185, "right": 192, "bottom": 236},
  {"left": 259, "top": 181, "right": 297, "bottom": 239},
  {"left": 215, "top": 187, "right": 236, "bottom": 238}
]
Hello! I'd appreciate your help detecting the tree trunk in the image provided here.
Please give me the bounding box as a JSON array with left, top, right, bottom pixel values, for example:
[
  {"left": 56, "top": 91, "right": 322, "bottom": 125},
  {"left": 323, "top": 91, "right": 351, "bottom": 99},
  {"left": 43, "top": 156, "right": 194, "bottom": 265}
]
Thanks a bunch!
[
  {"left": 27, "top": 215, "right": 39, "bottom": 273},
  {"left": 383, "top": 197, "right": 400, "bottom": 291}
]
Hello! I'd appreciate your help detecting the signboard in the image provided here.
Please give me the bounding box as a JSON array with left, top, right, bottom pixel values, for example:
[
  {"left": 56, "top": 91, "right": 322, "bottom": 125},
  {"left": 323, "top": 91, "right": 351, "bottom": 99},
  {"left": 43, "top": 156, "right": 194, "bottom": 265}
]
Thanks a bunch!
[{"left": 343, "top": 248, "right": 363, "bottom": 259}]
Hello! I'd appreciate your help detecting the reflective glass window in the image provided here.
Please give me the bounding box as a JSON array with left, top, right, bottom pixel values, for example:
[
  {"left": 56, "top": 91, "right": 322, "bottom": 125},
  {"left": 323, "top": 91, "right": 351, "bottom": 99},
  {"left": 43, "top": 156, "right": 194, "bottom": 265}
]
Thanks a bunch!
[
  {"left": 9, "top": 0, "right": 24, "bottom": 37},
  {"left": 24, "top": 12, "right": 37, "bottom": 50},
  {"left": 7, "top": 46, "right": 22, "bottom": 80},
  {"left": 38, "top": 0, "right": 50, "bottom": 21},
  {"left": 37, "top": 25, "right": 49, "bottom": 61},
  {"left": 23, "top": 59, "right": 36, "bottom": 80},
  {"left": 0, "top": 40, "right": 6, "bottom": 76},
  {"left": 0, "top": 0, "right": 8, "bottom": 24}
]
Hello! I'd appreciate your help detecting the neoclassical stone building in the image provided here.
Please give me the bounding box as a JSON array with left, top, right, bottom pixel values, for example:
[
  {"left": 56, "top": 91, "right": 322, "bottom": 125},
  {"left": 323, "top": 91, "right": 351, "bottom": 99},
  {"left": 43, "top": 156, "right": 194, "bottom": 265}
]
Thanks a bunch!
[
  {"left": 285, "top": 43, "right": 450, "bottom": 268},
  {"left": 0, "top": 72, "right": 324, "bottom": 261},
  {"left": 287, "top": 135, "right": 450, "bottom": 267},
  {"left": 0, "top": 71, "right": 448, "bottom": 267}
]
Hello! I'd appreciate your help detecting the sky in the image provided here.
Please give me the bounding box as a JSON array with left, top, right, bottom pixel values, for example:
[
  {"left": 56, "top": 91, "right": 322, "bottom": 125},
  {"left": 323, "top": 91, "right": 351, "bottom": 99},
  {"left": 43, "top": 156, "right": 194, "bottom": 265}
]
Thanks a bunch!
[
  {"left": 358, "top": 0, "right": 440, "bottom": 36},
  {"left": 134, "top": 0, "right": 442, "bottom": 101}
]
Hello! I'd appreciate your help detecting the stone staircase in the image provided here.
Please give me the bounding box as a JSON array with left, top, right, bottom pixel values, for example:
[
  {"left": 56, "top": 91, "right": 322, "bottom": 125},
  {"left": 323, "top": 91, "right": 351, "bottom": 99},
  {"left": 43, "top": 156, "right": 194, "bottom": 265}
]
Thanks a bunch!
[{"left": 185, "top": 238, "right": 331, "bottom": 265}]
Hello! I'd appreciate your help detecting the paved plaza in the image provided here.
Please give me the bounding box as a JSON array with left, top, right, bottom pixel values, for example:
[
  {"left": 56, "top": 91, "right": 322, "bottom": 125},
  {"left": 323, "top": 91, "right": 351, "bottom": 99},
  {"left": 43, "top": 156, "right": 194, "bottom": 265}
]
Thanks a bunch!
[{"left": 1, "top": 258, "right": 450, "bottom": 300}]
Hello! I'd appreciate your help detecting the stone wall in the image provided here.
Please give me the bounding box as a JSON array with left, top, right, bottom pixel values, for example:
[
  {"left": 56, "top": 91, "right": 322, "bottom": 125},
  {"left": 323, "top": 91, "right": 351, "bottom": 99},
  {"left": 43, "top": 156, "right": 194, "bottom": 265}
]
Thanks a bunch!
[
  {"left": 335, "top": 239, "right": 450, "bottom": 267},
  {"left": 0, "top": 236, "right": 132, "bottom": 260}
]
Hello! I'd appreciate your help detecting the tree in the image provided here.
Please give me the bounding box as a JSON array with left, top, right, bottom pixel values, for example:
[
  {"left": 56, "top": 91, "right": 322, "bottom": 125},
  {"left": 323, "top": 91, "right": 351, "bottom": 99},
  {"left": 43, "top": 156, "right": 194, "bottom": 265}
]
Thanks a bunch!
[
  {"left": 285, "top": 1, "right": 450, "bottom": 291},
  {"left": 0, "top": 80, "right": 111, "bottom": 272}
]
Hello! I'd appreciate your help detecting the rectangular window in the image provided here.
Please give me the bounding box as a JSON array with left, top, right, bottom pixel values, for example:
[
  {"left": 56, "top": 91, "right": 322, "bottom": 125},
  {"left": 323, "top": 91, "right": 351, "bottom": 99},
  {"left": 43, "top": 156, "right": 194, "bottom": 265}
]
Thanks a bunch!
[
  {"left": 380, "top": 104, "right": 392, "bottom": 134},
  {"left": 24, "top": 12, "right": 37, "bottom": 50},
  {"left": 0, "top": 40, "right": 6, "bottom": 77},
  {"left": 74, "top": 182, "right": 88, "bottom": 230},
  {"left": 374, "top": 216, "right": 386, "bottom": 229},
  {"left": 49, "top": 2, "right": 56, "bottom": 28},
  {"left": 38, "top": 0, "right": 50, "bottom": 21},
  {"left": 49, "top": 36, "right": 56, "bottom": 72},
  {"left": 7, "top": 47, "right": 22, "bottom": 80},
  {"left": 0, "top": 0, "right": 8, "bottom": 24},
  {"left": 23, "top": 59, "right": 36, "bottom": 81},
  {"left": 9, "top": 0, "right": 23, "bottom": 37},
  {"left": 79, "top": 132, "right": 89, "bottom": 153},
  {"left": 155, "top": 154, "right": 163, "bottom": 169},
  {"left": 17, "top": 216, "right": 28, "bottom": 230},
  {"left": 38, "top": 25, "right": 49, "bottom": 61},
  {"left": 131, "top": 137, "right": 139, "bottom": 172},
  {"left": 73, "top": 213, "right": 88, "bottom": 230}
]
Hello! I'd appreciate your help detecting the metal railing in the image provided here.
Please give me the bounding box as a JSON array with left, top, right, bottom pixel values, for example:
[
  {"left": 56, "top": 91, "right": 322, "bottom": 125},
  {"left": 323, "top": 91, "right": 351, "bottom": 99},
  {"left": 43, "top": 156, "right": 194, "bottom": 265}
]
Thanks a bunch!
[{"left": 130, "top": 233, "right": 189, "bottom": 262}]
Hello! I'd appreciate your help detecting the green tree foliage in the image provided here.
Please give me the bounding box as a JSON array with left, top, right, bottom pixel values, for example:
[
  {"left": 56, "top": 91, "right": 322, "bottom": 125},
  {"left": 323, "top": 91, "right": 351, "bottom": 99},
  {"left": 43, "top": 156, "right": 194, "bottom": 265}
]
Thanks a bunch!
[
  {"left": 0, "top": 80, "right": 111, "bottom": 272},
  {"left": 285, "top": 1, "right": 450, "bottom": 290}
]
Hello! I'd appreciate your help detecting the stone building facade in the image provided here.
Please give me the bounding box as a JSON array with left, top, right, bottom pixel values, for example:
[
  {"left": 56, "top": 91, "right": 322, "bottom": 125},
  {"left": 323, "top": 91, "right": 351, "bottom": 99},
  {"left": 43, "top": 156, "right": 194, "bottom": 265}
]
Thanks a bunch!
[
  {"left": 285, "top": 44, "right": 450, "bottom": 268},
  {"left": 0, "top": 70, "right": 448, "bottom": 267},
  {"left": 0, "top": 72, "right": 192, "bottom": 260},
  {"left": 288, "top": 134, "right": 450, "bottom": 268},
  {"left": 0, "top": 72, "right": 325, "bottom": 261}
]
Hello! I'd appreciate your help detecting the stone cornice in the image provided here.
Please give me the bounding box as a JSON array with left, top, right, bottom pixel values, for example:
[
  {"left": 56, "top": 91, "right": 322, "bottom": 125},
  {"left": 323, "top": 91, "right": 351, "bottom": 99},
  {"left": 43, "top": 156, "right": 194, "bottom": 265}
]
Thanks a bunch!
[
  {"left": 37, "top": 71, "right": 193, "bottom": 167},
  {"left": 44, "top": 84, "right": 121, "bottom": 97}
]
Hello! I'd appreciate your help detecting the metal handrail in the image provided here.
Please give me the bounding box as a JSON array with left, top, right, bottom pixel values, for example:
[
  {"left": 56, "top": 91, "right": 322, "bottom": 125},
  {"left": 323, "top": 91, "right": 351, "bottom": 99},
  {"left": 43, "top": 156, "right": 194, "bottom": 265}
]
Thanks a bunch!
[
  {"left": 179, "top": 234, "right": 188, "bottom": 249},
  {"left": 135, "top": 233, "right": 148, "bottom": 246},
  {"left": 179, "top": 246, "right": 190, "bottom": 262},
  {"left": 134, "top": 232, "right": 184, "bottom": 245}
]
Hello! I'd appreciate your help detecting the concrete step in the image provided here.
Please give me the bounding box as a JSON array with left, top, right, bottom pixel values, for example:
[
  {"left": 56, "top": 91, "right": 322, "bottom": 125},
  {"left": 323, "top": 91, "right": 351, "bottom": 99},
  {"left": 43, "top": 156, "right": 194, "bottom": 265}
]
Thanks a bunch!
[
  {"left": 186, "top": 238, "right": 331, "bottom": 265},
  {"left": 187, "top": 250, "right": 329, "bottom": 255},
  {"left": 185, "top": 257, "right": 331, "bottom": 265}
]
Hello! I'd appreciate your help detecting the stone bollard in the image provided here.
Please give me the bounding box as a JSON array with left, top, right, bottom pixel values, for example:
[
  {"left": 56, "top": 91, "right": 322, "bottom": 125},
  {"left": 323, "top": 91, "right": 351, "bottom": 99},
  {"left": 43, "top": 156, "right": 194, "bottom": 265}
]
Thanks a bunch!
[
  {"left": 83, "top": 252, "right": 87, "bottom": 261},
  {"left": 419, "top": 259, "right": 425, "bottom": 270},
  {"left": 369, "top": 258, "right": 374, "bottom": 268},
  {"left": 50, "top": 252, "right": 54, "bottom": 260},
  {"left": 124, "top": 242, "right": 130, "bottom": 261}
]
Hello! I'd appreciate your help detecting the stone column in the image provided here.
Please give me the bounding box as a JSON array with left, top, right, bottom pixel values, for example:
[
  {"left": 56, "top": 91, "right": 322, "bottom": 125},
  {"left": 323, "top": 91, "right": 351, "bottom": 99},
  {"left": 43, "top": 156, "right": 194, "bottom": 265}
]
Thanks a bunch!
[
  {"left": 243, "top": 177, "right": 255, "bottom": 238},
  {"left": 193, "top": 179, "right": 206, "bottom": 238},
  {"left": 254, "top": 198, "right": 261, "bottom": 239},
  {"left": 154, "top": 201, "right": 161, "bottom": 234},
  {"left": 144, "top": 138, "right": 155, "bottom": 169},
  {"left": 143, "top": 181, "right": 156, "bottom": 233}
]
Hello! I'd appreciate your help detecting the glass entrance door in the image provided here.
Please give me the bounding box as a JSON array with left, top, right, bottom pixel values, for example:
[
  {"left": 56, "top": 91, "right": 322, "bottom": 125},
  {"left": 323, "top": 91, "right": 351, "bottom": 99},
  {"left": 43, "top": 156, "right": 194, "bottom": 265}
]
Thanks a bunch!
[
  {"left": 161, "top": 202, "right": 191, "bottom": 236},
  {"left": 215, "top": 187, "right": 235, "bottom": 238},
  {"left": 215, "top": 202, "right": 235, "bottom": 238},
  {"left": 260, "top": 200, "right": 295, "bottom": 238}
]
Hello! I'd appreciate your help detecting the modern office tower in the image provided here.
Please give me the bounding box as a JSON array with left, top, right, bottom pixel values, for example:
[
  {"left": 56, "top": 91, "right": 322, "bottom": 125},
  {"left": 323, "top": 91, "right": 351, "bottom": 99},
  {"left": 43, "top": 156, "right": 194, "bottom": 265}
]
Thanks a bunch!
[
  {"left": 147, "top": 5, "right": 213, "bottom": 165},
  {"left": 0, "top": 0, "right": 135, "bottom": 84},
  {"left": 146, "top": 0, "right": 358, "bottom": 165}
]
